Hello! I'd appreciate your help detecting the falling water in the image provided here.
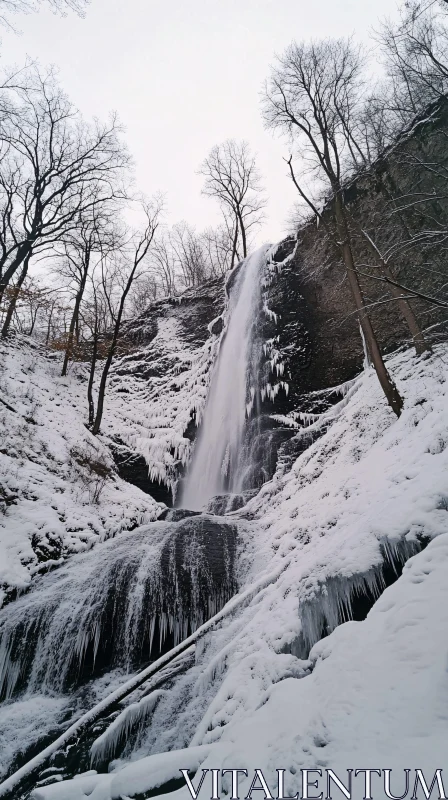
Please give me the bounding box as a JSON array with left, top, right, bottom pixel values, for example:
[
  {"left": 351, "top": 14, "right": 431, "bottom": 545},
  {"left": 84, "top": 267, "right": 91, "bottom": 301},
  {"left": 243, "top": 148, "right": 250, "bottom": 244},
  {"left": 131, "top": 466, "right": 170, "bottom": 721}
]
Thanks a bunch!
[{"left": 181, "top": 246, "right": 268, "bottom": 511}]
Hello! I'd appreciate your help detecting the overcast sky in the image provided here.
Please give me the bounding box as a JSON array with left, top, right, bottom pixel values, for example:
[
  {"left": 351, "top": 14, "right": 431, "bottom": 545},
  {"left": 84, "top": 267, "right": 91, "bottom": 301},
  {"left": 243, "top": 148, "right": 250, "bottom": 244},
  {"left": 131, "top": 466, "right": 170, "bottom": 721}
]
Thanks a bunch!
[{"left": 0, "top": 0, "right": 401, "bottom": 245}]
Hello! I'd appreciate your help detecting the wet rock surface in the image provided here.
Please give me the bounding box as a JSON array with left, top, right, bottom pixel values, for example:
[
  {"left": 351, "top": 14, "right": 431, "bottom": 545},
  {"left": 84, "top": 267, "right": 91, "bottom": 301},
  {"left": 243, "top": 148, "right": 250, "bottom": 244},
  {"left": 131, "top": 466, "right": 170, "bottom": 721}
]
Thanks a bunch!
[{"left": 111, "top": 439, "right": 174, "bottom": 507}]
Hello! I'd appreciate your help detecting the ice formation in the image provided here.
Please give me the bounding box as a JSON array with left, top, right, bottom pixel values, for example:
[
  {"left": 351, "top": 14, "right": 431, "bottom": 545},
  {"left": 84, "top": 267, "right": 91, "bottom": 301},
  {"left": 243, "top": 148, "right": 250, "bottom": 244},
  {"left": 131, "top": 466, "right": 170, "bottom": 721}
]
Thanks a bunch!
[
  {"left": 90, "top": 689, "right": 166, "bottom": 765},
  {"left": 0, "top": 516, "right": 238, "bottom": 702},
  {"left": 1, "top": 230, "right": 448, "bottom": 800}
]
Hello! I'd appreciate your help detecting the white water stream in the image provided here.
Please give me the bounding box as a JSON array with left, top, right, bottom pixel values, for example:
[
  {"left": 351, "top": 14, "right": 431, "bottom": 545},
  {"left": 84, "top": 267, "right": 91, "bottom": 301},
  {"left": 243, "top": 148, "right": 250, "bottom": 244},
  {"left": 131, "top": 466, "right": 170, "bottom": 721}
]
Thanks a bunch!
[{"left": 181, "top": 246, "right": 268, "bottom": 511}]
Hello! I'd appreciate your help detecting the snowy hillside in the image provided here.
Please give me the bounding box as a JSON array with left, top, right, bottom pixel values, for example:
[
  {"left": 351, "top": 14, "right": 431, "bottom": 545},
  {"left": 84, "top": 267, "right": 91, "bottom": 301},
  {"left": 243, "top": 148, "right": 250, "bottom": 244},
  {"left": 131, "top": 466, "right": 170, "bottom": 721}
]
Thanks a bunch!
[
  {"left": 22, "top": 343, "right": 448, "bottom": 800},
  {"left": 0, "top": 337, "right": 164, "bottom": 599}
]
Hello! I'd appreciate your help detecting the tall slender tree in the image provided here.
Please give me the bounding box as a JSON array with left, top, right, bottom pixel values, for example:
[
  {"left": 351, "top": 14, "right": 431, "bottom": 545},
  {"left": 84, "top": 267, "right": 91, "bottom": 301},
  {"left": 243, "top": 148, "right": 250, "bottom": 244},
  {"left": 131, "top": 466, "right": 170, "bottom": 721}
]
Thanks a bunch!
[
  {"left": 262, "top": 38, "right": 404, "bottom": 416},
  {"left": 91, "top": 199, "right": 161, "bottom": 435}
]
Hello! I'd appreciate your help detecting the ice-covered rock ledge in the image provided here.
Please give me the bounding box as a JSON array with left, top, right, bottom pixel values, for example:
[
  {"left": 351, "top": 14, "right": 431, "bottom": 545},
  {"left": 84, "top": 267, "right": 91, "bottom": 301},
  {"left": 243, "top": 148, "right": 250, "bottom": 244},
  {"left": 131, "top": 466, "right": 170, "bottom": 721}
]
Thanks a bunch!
[{"left": 31, "top": 345, "right": 448, "bottom": 800}]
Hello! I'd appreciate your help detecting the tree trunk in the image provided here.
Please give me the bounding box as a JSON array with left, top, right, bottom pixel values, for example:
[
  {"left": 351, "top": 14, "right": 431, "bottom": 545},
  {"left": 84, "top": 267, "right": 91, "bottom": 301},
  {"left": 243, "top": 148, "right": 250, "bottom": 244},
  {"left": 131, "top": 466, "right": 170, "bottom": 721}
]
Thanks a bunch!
[
  {"left": 0, "top": 241, "right": 33, "bottom": 299},
  {"left": 334, "top": 195, "right": 403, "bottom": 417},
  {"left": 28, "top": 306, "right": 40, "bottom": 336},
  {"left": 353, "top": 224, "right": 430, "bottom": 356},
  {"left": 230, "top": 218, "right": 239, "bottom": 269},
  {"left": 1, "top": 255, "right": 31, "bottom": 339},
  {"left": 91, "top": 345, "right": 113, "bottom": 435},
  {"left": 45, "top": 302, "right": 55, "bottom": 346},
  {"left": 87, "top": 334, "right": 98, "bottom": 427},
  {"left": 374, "top": 260, "right": 429, "bottom": 356},
  {"left": 238, "top": 211, "right": 247, "bottom": 258},
  {"left": 61, "top": 273, "right": 88, "bottom": 377}
]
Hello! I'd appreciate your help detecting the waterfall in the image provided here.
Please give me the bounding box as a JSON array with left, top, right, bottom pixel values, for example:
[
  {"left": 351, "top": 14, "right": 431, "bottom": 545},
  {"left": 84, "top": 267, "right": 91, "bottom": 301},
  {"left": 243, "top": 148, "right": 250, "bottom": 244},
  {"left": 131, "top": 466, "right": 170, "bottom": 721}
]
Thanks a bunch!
[{"left": 181, "top": 246, "right": 268, "bottom": 511}]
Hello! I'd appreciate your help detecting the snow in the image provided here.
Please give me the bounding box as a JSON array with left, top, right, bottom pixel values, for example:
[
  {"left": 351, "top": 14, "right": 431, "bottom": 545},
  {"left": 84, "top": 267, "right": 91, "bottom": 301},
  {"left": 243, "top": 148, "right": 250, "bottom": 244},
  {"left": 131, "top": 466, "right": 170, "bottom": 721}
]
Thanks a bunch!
[
  {"left": 0, "top": 336, "right": 164, "bottom": 598},
  {"left": 90, "top": 689, "right": 167, "bottom": 765},
  {"left": 100, "top": 302, "right": 222, "bottom": 495},
  {"left": 29, "top": 344, "right": 448, "bottom": 800}
]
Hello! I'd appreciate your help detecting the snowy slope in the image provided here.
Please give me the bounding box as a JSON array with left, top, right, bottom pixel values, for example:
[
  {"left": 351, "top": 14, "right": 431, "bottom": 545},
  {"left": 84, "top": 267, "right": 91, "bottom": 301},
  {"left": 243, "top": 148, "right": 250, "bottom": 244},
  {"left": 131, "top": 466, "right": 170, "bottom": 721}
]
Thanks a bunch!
[
  {"left": 33, "top": 344, "right": 448, "bottom": 800},
  {"left": 0, "top": 336, "right": 163, "bottom": 600}
]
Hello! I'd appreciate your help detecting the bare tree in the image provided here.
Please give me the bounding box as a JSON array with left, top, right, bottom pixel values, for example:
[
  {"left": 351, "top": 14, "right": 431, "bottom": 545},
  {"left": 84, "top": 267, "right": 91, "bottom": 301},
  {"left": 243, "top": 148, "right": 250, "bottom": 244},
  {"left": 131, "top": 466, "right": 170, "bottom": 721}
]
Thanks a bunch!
[
  {"left": 169, "top": 221, "right": 208, "bottom": 288},
  {"left": 79, "top": 268, "right": 112, "bottom": 426},
  {"left": 198, "top": 139, "right": 266, "bottom": 267},
  {"left": 200, "top": 222, "right": 236, "bottom": 277},
  {"left": 91, "top": 199, "right": 161, "bottom": 435},
  {"left": 0, "top": 66, "right": 130, "bottom": 311},
  {"left": 149, "top": 230, "right": 178, "bottom": 297},
  {"left": 57, "top": 204, "right": 121, "bottom": 376},
  {"left": 0, "top": 0, "right": 88, "bottom": 30},
  {"left": 262, "top": 38, "right": 404, "bottom": 416},
  {"left": 128, "top": 274, "right": 159, "bottom": 316},
  {"left": 378, "top": 0, "right": 448, "bottom": 124},
  {"left": 0, "top": 250, "right": 31, "bottom": 336}
]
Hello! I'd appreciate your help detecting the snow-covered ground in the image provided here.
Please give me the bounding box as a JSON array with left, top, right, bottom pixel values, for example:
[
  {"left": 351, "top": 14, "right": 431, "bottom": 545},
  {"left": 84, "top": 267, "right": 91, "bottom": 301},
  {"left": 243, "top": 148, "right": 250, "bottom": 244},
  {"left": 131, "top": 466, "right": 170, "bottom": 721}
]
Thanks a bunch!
[
  {"left": 29, "top": 344, "right": 448, "bottom": 800},
  {"left": 0, "top": 337, "right": 163, "bottom": 599}
]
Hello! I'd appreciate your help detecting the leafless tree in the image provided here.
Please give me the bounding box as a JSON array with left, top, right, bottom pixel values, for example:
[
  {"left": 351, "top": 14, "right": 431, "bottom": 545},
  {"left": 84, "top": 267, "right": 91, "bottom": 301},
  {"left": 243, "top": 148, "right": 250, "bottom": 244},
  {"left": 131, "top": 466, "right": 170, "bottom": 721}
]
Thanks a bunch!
[
  {"left": 354, "top": 0, "right": 448, "bottom": 335},
  {"left": 56, "top": 204, "right": 122, "bottom": 376},
  {"left": 79, "top": 268, "right": 111, "bottom": 426},
  {"left": 200, "top": 222, "right": 236, "bottom": 277},
  {"left": 198, "top": 139, "right": 266, "bottom": 267},
  {"left": 149, "top": 231, "right": 178, "bottom": 297},
  {"left": 169, "top": 221, "right": 209, "bottom": 288},
  {"left": 378, "top": 0, "right": 448, "bottom": 125},
  {"left": 90, "top": 199, "right": 161, "bottom": 435},
  {"left": 0, "top": 0, "right": 88, "bottom": 30},
  {"left": 262, "top": 38, "right": 405, "bottom": 416},
  {"left": 128, "top": 274, "right": 159, "bottom": 316},
  {"left": 0, "top": 66, "right": 131, "bottom": 311},
  {"left": 148, "top": 224, "right": 203, "bottom": 296}
]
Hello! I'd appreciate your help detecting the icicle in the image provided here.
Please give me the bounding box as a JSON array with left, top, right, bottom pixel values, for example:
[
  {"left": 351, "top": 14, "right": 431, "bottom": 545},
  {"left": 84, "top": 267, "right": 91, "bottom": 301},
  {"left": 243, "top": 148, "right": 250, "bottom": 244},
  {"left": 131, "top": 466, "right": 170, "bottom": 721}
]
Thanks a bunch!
[
  {"left": 90, "top": 690, "right": 166, "bottom": 765},
  {"left": 0, "top": 517, "right": 238, "bottom": 701}
]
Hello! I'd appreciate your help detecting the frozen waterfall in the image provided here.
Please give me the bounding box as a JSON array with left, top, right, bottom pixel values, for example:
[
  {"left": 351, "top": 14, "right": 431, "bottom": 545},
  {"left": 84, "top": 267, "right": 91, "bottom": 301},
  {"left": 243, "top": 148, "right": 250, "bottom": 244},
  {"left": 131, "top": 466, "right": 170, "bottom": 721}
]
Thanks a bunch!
[{"left": 181, "top": 246, "right": 268, "bottom": 511}]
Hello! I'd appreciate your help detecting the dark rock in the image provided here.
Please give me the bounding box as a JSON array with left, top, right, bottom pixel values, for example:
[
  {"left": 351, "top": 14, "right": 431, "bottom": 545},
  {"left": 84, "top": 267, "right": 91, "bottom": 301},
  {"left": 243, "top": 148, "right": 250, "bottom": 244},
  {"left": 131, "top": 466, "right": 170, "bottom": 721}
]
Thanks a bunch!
[
  {"left": 159, "top": 508, "right": 201, "bottom": 522},
  {"left": 111, "top": 439, "right": 173, "bottom": 507},
  {"left": 205, "top": 490, "right": 258, "bottom": 515},
  {"left": 209, "top": 315, "right": 224, "bottom": 335}
]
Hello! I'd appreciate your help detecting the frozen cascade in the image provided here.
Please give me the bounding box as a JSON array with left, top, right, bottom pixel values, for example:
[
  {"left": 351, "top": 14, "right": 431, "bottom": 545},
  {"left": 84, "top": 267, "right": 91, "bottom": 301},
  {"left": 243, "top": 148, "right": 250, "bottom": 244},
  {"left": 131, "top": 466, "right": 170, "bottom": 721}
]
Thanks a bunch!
[
  {"left": 0, "top": 516, "right": 238, "bottom": 702},
  {"left": 181, "top": 246, "right": 269, "bottom": 511}
]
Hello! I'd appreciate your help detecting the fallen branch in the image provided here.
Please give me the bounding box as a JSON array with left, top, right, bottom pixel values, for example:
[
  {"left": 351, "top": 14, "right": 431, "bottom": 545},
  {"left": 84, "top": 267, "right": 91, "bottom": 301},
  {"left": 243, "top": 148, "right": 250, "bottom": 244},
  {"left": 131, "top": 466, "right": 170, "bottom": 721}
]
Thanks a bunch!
[{"left": 0, "top": 396, "right": 16, "bottom": 414}]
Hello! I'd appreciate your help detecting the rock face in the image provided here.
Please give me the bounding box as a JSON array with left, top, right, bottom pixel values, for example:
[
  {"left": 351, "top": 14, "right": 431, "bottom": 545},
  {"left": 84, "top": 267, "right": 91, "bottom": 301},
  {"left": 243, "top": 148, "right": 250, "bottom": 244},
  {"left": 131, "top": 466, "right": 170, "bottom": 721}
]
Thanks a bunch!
[{"left": 284, "top": 100, "right": 448, "bottom": 393}]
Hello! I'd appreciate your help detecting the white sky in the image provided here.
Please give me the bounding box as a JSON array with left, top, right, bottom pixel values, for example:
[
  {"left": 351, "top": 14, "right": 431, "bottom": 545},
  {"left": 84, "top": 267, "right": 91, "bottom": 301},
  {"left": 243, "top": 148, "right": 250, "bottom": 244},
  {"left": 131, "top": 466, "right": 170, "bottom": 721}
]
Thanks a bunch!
[{"left": 0, "top": 0, "right": 401, "bottom": 245}]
